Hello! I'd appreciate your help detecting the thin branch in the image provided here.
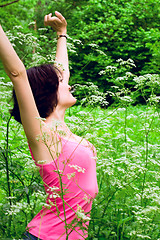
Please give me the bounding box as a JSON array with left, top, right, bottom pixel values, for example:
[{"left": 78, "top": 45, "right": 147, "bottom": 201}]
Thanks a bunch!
[{"left": 0, "top": 0, "right": 19, "bottom": 7}]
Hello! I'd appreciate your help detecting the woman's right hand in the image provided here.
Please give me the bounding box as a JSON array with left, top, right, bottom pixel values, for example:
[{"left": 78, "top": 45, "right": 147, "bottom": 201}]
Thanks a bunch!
[{"left": 44, "top": 11, "right": 67, "bottom": 35}]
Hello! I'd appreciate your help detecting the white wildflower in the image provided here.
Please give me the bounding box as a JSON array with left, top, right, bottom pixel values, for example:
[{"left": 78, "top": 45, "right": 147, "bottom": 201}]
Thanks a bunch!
[
  {"left": 68, "top": 164, "right": 85, "bottom": 173},
  {"left": 67, "top": 172, "right": 76, "bottom": 180},
  {"left": 76, "top": 205, "right": 91, "bottom": 221}
]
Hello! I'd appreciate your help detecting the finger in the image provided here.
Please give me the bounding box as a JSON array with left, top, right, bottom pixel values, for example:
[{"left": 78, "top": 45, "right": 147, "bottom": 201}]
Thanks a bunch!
[
  {"left": 47, "top": 13, "right": 50, "bottom": 22},
  {"left": 55, "top": 11, "right": 65, "bottom": 22},
  {"left": 46, "top": 13, "right": 52, "bottom": 22},
  {"left": 49, "top": 16, "right": 60, "bottom": 22},
  {"left": 44, "top": 15, "right": 48, "bottom": 25},
  {"left": 44, "top": 13, "right": 53, "bottom": 26}
]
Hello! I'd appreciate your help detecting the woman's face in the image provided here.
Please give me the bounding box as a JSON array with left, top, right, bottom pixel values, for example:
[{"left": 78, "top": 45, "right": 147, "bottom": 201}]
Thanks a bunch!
[{"left": 57, "top": 79, "right": 76, "bottom": 109}]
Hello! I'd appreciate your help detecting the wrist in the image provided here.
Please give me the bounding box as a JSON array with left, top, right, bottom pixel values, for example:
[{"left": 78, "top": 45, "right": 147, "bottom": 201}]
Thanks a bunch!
[
  {"left": 57, "top": 34, "right": 68, "bottom": 40},
  {"left": 56, "top": 29, "right": 67, "bottom": 35}
]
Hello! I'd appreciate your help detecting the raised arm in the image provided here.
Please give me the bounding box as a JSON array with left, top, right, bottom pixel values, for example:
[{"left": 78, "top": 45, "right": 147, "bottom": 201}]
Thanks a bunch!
[
  {"left": 0, "top": 24, "right": 48, "bottom": 158},
  {"left": 44, "top": 11, "right": 69, "bottom": 83},
  {"left": 0, "top": 25, "right": 25, "bottom": 79}
]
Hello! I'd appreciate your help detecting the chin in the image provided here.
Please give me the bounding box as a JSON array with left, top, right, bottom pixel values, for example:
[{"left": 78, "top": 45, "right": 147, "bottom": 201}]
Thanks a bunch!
[{"left": 69, "top": 97, "right": 77, "bottom": 107}]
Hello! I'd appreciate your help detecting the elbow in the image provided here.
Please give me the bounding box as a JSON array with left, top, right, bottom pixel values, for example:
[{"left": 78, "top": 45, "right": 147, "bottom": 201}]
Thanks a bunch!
[
  {"left": 10, "top": 70, "right": 22, "bottom": 77},
  {"left": 8, "top": 65, "right": 26, "bottom": 81}
]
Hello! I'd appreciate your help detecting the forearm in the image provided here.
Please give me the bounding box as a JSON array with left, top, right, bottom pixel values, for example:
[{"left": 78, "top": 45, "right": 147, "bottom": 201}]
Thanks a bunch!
[
  {"left": 44, "top": 11, "right": 69, "bottom": 82},
  {"left": 0, "top": 25, "right": 25, "bottom": 80},
  {"left": 56, "top": 35, "right": 69, "bottom": 79}
]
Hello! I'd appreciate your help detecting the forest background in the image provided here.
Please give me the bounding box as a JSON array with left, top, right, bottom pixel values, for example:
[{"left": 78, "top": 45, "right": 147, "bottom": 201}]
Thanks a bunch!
[{"left": 0, "top": 0, "right": 160, "bottom": 239}]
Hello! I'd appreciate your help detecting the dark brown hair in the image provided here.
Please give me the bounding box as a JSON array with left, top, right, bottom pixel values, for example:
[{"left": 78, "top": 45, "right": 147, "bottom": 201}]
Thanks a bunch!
[{"left": 10, "top": 64, "right": 59, "bottom": 124}]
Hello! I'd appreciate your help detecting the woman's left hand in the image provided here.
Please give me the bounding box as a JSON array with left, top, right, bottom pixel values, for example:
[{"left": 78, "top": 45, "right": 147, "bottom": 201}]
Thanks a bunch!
[{"left": 44, "top": 11, "right": 67, "bottom": 35}]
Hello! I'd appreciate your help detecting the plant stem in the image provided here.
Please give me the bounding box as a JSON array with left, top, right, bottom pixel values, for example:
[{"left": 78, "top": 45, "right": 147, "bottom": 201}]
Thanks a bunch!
[
  {"left": 4, "top": 115, "right": 12, "bottom": 236},
  {"left": 42, "top": 130, "right": 69, "bottom": 239},
  {"left": 141, "top": 111, "right": 155, "bottom": 206},
  {"left": 124, "top": 104, "right": 128, "bottom": 155},
  {"left": 5, "top": 116, "right": 12, "bottom": 206}
]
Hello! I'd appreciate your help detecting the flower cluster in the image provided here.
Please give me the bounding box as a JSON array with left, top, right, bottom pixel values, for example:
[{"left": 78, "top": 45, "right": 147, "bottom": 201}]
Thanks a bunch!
[
  {"left": 76, "top": 204, "right": 91, "bottom": 221},
  {"left": 67, "top": 172, "right": 76, "bottom": 180},
  {"left": 83, "top": 194, "right": 91, "bottom": 203},
  {"left": 68, "top": 164, "right": 85, "bottom": 173}
]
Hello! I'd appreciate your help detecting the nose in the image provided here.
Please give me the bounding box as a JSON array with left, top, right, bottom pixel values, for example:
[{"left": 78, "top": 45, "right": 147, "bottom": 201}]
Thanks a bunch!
[{"left": 68, "top": 85, "right": 71, "bottom": 90}]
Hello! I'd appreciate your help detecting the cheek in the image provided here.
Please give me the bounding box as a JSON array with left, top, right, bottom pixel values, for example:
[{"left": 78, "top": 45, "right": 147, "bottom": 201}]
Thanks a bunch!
[
  {"left": 57, "top": 86, "right": 67, "bottom": 102},
  {"left": 58, "top": 83, "right": 66, "bottom": 93}
]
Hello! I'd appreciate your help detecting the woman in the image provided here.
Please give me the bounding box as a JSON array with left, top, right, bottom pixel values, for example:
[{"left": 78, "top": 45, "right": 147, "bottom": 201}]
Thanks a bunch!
[{"left": 0, "top": 11, "right": 98, "bottom": 240}]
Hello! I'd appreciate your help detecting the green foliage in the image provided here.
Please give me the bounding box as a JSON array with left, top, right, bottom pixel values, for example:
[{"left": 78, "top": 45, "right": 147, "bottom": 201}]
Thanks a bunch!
[
  {"left": 0, "top": 79, "right": 43, "bottom": 238},
  {"left": 1, "top": 0, "right": 160, "bottom": 94},
  {"left": 0, "top": 67, "right": 160, "bottom": 238},
  {"left": 69, "top": 0, "right": 160, "bottom": 90},
  {"left": 99, "top": 58, "right": 160, "bottom": 105},
  {"left": 73, "top": 82, "right": 108, "bottom": 107},
  {"left": 0, "top": 0, "right": 160, "bottom": 238},
  {"left": 86, "top": 105, "right": 160, "bottom": 239},
  {"left": 1, "top": 0, "right": 160, "bottom": 103}
]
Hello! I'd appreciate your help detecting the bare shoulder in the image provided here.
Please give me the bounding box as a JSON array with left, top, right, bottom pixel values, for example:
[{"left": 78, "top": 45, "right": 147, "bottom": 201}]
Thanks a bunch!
[{"left": 29, "top": 120, "right": 62, "bottom": 164}]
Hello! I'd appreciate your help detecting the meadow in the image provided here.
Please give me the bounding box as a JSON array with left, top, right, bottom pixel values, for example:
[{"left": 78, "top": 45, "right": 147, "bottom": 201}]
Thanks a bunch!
[
  {"left": 0, "top": 79, "right": 160, "bottom": 239},
  {"left": 0, "top": 0, "right": 160, "bottom": 238}
]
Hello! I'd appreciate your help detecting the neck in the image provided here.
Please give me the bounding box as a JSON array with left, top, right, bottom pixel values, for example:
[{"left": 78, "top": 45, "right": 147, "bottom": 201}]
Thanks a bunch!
[
  {"left": 45, "top": 106, "right": 74, "bottom": 137},
  {"left": 45, "top": 106, "right": 66, "bottom": 124}
]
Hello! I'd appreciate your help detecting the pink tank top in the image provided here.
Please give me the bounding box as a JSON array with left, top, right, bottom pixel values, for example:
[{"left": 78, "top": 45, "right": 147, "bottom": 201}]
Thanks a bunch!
[{"left": 27, "top": 136, "right": 98, "bottom": 240}]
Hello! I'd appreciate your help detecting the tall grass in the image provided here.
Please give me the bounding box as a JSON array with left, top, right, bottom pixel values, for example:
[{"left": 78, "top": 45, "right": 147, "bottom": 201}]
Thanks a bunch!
[
  {"left": 0, "top": 57, "right": 160, "bottom": 239},
  {"left": 0, "top": 87, "right": 160, "bottom": 239},
  {"left": 64, "top": 104, "right": 160, "bottom": 239}
]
